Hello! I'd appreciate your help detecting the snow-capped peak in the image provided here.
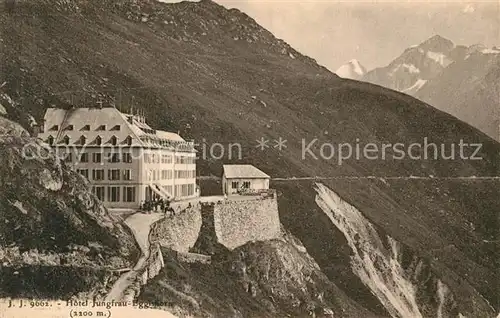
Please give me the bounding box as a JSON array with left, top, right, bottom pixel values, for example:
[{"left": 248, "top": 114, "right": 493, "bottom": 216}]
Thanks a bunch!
[{"left": 335, "top": 59, "right": 367, "bottom": 80}]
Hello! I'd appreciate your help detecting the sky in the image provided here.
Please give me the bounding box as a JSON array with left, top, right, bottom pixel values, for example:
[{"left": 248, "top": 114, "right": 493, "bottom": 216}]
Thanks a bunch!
[{"left": 161, "top": 0, "right": 500, "bottom": 71}]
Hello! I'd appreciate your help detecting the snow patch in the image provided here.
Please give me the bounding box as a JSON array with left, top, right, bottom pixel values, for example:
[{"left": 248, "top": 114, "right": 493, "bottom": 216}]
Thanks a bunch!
[
  {"left": 481, "top": 48, "right": 500, "bottom": 54},
  {"left": 402, "top": 63, "right": 420, "bottom": 74},
  {"left": 402, "top": 79, "right": 428, "bottom": 94},
  {"left": 349, "top": 59, "right": 365, "bottom": 75},
  {"left": 426, "top": 51, "right": 450, "bottom": 66},
  {"left": 335, "top": 59, "right": 366, "bottom": 79}
]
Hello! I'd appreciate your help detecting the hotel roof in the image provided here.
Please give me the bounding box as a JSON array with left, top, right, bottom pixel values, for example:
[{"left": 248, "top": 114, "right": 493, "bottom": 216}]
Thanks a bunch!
[
  {"left": 223, "top": 164, "right": 270, "bottom": 179},
  {"left": 38, "top": 107, "right": 193, "bottom": 151}
]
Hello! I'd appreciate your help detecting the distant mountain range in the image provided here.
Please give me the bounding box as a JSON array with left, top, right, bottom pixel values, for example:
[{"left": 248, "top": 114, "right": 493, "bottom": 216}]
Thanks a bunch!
[
  {"left": 415, "top": 49, "right": 500, "bottom": 141},
  {"left": 356, "top": 35, "right": 500, "bottom": 140}
]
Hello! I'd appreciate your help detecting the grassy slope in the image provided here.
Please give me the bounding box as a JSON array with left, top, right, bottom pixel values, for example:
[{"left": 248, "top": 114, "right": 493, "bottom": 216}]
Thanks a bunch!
[{"left": 0, "top": 0, "right": 498, "bottom": 314}]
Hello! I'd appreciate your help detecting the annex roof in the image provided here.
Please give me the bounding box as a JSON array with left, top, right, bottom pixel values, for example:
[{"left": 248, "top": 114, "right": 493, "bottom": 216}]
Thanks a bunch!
[{"left": 223, "top": 164, "right": 270, "bottom": 179}]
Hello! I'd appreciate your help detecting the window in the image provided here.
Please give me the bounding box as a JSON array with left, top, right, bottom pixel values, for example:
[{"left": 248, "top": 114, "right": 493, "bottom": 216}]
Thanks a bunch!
[
  {"left": 50, "top": 125, "right": 59, "bottom": 131},
  {"left": 108, "top": 169, "right": 120, "bottom": 181},
  {"left": 109, "top": 153, "right": 120, "bottom": 163},
  {"left": 175, "top": 156, "right": 195, "bottom": 164},
  {"left": 174, "top": 170, "right": 195, "bottom": 179},
  {"left": 243, "top": 181, "right": 251, "bottom": 189},
  {"left": 92, "top": 186, "right": 105, "bottom": 201},
  {"left": 110, "top": 136, "right": 118, "bottom": 146},
  {"left": 174, "top": 184, "right": 194, "bottom": 197},
  {"left": 108, "top": 186, "right": 120, "bottom": 202},
  {"left": 111, "top": 125, "right": 121, "bottom": 131},
  {"left": 79, "top": 153, "right": 89, "bottom": 163},
  {"left": 92, "top": 153, "right": 102, "bottom": 163},
  {"left": 231, "top": 181, "right": 239, "bottom": 189},
  {"left": 65, "top": 152, "right": 73, "bottom": 162},
  {"left": 77, "top": 169, "right": 89, "bottom": 179},
  {"left": 123, "top": 153, "right": 132, "bottom": 163},
  {"left": 95, "top": 136, "right": 102, "bottom": 145},
  {"left": 123, "top": 187, "right": 136, "bottom": 202},
  {"left": 152, "top": 154, "right": 160, "bottom": 164},
  {"left": 63, "top": 136, "right": 70, "bottom": 145},
  {"left": 81, "top": 125, "right": 90, "bottom": 131},
  {"left": 97, "top": 125, "right": 106, "bottom": 131},
  {"left": 92, "top": 169, "right": 105, "bottom": 181},
  {"left": 162, "top": 155, "right": 172, "bottom": 164},
  {"left": 126, "top": 136, "right": 133, "bottom": 146},
  {"left": 161, "top": 170, "right": 173, "bottom": 180},
  {"left": 123, "top": 169, "right": 132, "bottom": 181},
  {"left": 47, "top": 136, "right": 54, "bottom": 145},
  {"left": 65, "top": 125, "right": 74, "bottom": 131},
  {"left": 79, "top": 135, "right": 87, "bottom": 145},
  {"left": 164, "top": 185, "right": 173, "bottom": 196}
]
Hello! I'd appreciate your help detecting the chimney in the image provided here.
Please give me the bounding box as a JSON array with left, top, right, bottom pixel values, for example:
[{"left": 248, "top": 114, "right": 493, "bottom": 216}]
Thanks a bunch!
[
  {"left": 39, "top": 119, "right": 45, "bottom": 133},
  {"left": 32, "top": 119, "right": 45, "bottom": 138}
]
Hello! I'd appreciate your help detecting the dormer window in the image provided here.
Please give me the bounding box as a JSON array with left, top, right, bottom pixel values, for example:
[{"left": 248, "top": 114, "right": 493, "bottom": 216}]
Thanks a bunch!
[
  {"left": 111, "top": 125, "right": 121, "bottom": 131},
  {"left": 97, "top": 125, "right": 106, "bottom": 131},
  {"left": 65, "top": 125, "right": 74, "bottom": 131},
  {"left": 81, "top": 125, "right": 90, "bottom": 131},
  {"left": 63, "top": 135, "right": 70, "bottom": 145},
  {"left": 126, "top": 136, "right": 133, "bottom": 146},
  {"left": 95, "top": 136, "right": 102, "bottom": 146},
  {"left": 79, "top": 135, "right": 87, "bottom": 145},
  {"left": 47, "top": 135, "right": 54, "bottom": 145},
  {"left": 110, "top": 136, "right": 118, "bottom": 146},
  {"left": 50, "top": 125, "right": 59, "bottom": 131}
]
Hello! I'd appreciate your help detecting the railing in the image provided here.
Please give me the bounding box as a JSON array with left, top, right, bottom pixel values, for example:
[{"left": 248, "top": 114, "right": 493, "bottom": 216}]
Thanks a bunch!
[
  {"left": 140, "top": 137, "right": 195, "bottom": 151},
  {"left": 237, "top": 188, "right": 276, "bottom": 198}
]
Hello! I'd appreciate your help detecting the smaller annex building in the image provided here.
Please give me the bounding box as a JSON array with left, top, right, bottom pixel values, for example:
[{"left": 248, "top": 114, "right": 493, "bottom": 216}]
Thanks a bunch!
[{"left": 222, "top": 164, "right": 270, "bottom": 195}]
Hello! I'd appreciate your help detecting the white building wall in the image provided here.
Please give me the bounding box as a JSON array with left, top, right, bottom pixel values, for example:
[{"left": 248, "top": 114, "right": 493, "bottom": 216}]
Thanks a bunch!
[
  {"left": 60, "top": 145, "right": 197, "bottom": 209},
  {"left": 60, "top": 146, "right": 142, "bottom": 209},
  {"left": 142, "top": 148, "right": 197, "bottom": 202}
]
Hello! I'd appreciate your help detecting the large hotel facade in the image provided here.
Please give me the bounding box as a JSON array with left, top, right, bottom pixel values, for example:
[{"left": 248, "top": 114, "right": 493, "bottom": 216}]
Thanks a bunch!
[{"left": 37, "top": 106, "right": 198, "bottom": 209}]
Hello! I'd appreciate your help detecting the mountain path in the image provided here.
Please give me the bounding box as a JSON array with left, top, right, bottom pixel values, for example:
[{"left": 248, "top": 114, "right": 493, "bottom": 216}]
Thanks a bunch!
[{"left": 105, "top": 212, "right": 164, "bottom": 302}]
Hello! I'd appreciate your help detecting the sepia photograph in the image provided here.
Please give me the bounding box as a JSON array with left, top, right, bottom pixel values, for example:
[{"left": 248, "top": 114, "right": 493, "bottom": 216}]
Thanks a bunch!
[{"left": 0, "top": 0, "right": 498, "bottom": 317}]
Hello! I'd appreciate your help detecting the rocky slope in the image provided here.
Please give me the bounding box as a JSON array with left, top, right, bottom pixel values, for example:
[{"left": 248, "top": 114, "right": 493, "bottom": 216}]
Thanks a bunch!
[
  {"left": 139, "top": 233, "right": 379, "bottom": 318},
  {"left": 0, "top": 99, "right": 139, "bottom": 299},
  {"left": 362, "top": 35, "right": 500, "bottom": 140},
  {"left": 362, "top": 35, "right": 460, "bottom": 93},
  {"left": 1, "top": 0, "right": 499, "bottom": 316},
  {"left": 415, "top": 51, "right": 500, "bottom": 141}
]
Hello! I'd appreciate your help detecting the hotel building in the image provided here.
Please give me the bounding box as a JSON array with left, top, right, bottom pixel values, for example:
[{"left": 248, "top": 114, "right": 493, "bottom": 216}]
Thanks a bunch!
[{"left": 37, "top": 106, "right": 198, "bottom": 209}]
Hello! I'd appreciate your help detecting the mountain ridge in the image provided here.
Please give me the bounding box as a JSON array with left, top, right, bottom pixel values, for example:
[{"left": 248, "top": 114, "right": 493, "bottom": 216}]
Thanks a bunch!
[{"left": 362, "top": 34, "right": 500, "bottom": 140}]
